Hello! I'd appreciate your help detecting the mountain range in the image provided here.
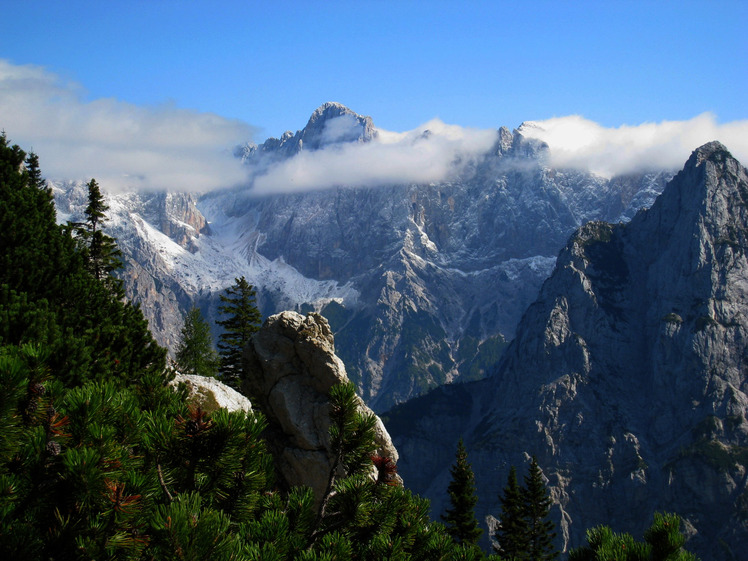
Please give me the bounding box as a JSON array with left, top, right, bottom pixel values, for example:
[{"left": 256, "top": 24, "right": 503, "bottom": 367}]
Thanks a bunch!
[{"left": 53, "top": 103, "right": 672, "bottom": 412}]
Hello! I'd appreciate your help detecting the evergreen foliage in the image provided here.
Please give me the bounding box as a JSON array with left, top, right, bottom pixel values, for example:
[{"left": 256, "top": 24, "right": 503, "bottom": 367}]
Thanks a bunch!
[
  {"left": 0, "top": 134, "right": 165, "bottom": 388},
  {"left": 569, "top": 512, "right": 699, "bottom": 561},
  {"left": 492, "top": 457, "right": 557, "bottom": 560},
  {"left": 442, "top": 438, "right": 483, "bottom": 548},
  {"left": 75, "top": 178, "right": 124, "bottom": 295},
  {"left": 216, "top": 276, "right": 261, "bottom": 385},
  {"left": 523, "top": 456, "right": 558, "bottom": 560},
  {"left": 494, "top": 465, "right": 530, "bottom": 559},
  {"left": 308, "top": 382, "right": 481, "bottom": 560},
  {"left": 175, "top": 306, "right": 220, "bottom": 378}
]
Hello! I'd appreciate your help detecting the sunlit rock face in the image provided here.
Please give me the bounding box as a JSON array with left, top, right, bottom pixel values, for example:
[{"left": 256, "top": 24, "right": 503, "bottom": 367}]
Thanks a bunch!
[
  {"left": 171, "top": 373, "right": 252, "bottom": 415},
  {"left": 389, "top": 142, "right": 748, "bottom": 558},
  {"left": 243, "top": 311, "right": 398, "bottom": 501},
  {"left": 53, "top": 103, "right": 672, "bottom": 411}
]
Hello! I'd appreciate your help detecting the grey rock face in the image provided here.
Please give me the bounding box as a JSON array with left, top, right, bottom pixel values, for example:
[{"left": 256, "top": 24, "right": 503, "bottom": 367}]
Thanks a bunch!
[
  {"left": 243, "top": 311, "right": 398, "bottom": 500},
  {"left": 391, "top": 142, "right": 748, "bottom": 557},
  {"left": 236, "top": 102, "right": 377, "bottom": 164}
]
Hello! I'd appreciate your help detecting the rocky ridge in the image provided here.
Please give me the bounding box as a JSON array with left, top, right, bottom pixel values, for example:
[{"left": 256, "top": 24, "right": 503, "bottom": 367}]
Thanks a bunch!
[
  {"left": 235, "top": 102, "right": 377, "bottom": 164},
  {"left": 388, "top": 142, "right": 748, "bottom": 558}
]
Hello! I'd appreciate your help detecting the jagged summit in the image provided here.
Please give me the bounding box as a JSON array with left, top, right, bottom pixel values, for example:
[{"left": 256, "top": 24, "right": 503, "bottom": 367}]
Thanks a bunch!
[
  {"left": 296, "top": 101, "right": 377, "bottom": 151},
  {"left": 689, "top": 139, "right": 730, "bottom": 165},
  {"left": 674, "top": 140, "right": 736, "bottom": 190},
  {"left": 628, "top": 141, "right": 747, "bottom": 265},
  {"left": 305, "top": 101, "right": 361, "bottom": 126},
  {"left": 236, "top": 102, "right": 378, "bottom": 162}
]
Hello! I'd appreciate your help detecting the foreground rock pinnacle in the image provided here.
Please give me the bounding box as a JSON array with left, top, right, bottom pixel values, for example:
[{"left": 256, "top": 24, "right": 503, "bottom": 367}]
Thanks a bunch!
[{"left": 243, "top": 311, "right": 399, "bottom": 500}]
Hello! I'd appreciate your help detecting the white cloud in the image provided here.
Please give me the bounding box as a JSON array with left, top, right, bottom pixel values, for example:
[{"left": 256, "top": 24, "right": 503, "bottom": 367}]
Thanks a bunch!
[
  {"left": 319, "top": 114, "right": 362, "bottom": 144},
  {"left": 0, "top": 59, "right": 256, "bottom": 192},
  {"left": 518, "top": 114, "right": 748, "bottom": 177},
  {"left": 3, "top": 59, "right": 745, "bottom": 194},
  {"left": 252, "top": 118, "right": 499, "bottom": 194}
]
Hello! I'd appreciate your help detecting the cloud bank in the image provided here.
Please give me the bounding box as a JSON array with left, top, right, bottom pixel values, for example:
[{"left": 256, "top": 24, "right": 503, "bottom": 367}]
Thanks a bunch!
[
  {"left": 251, "top": 119, "right": 499, "bottom": 194},
  {"left": 3, "top": 59, "right": 746, "bottom": 194},
  {"left": 251, "top": 112, "right": 748, "bottom": 195},
  {"left": 0, "top": 60, "right": 255, "bottom": 191},
  {"left": 518, "top": 114, "right": 748, "bottom": 178}
]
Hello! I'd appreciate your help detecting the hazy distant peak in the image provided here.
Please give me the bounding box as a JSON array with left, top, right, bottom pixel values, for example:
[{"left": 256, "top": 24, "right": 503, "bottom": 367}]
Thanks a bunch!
[
  {"left": 300, "top": 102, "right": 378, "bottom": 150},
  {"left": 306, "top": 101, "right": 359, "bottom": 123}
]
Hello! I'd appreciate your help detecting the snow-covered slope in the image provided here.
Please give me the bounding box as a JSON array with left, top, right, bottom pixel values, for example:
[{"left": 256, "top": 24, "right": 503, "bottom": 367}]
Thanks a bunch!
[{"left": 53, "top": 183, "right": 358, "bottom": 352}]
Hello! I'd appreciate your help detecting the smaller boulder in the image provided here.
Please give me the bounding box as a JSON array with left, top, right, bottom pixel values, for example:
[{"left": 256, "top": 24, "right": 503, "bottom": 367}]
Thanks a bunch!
[{"left": 171, "top": 373, "right": 252, "bottom": 415}]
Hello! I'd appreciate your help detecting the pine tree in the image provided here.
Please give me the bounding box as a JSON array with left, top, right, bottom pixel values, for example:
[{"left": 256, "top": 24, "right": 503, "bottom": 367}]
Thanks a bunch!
[
  {"left": 494, "top": 465, "right": 529, "bottom": 559},
  {"left": 25, "top": 151, "right": 44, "bottom": 189},
  {"left": 175, "top": 306, "right": 220, "bottom": 378},
  {"left": 0, "top": 136, "right": 165, "bottom": 387},
  {"left": 83, "top": 178, "right": 123, "bottom": 288},
  {"left": 216, "top": 276, "right": 261, "bottom": 385},
  {"left": 310, "top": 381, "right": 378, "bottom": 541},
  {"left": 442, "top": 438, "right": 483, "bottom": 547},
  {"left": 523, "top": 457, "right": 557, "bottom": 561}
]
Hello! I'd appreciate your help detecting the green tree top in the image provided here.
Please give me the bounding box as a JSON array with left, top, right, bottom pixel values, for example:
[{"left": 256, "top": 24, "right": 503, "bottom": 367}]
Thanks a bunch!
[
  {"left": 442, "top": 438, "right": 483, "bottom": 547},
  {"left": 569, "top": 512, "right": 699, "bottom": 561},
  {"left": 523, "top": 456, "right": 557, "bottom": 561},
  {"left": 84, "top": 178, "right": 108, "bottom": 234},
  {"left": 494, "top": 465, "right": 530, "bottom": 559},
  {"left": 25, "top": 151, "right": 44, "bottom": 190},
  {"left": 175, "top": 306, "right": 220, "bottom": 378},
  {"left": 216, "top": 276, "right": 261, "bottom": 385},
  {"left": 82, "top": 178, "right": 123, "bottom": 287}
]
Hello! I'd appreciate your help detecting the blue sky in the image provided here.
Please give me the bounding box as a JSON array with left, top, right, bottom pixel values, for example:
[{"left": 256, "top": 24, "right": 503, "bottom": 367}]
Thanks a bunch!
[
  {"left": 1, "top": 1, "right": 746, "bottom": 191},
  {"left": 3, "top": 0, "right": 746, "bottom": 136}
]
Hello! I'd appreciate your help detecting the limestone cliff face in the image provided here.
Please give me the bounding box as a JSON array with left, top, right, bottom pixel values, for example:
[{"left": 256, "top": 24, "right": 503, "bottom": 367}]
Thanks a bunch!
[
  {"left": 391, "top": 142, "right": 748, "bottom": 558},
  {"left": 243, "top": 311, "right": 399, "bottom": 500}
]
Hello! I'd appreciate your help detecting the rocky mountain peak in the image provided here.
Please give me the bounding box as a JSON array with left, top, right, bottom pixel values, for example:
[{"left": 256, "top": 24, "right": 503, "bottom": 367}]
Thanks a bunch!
[
  {"left": 298, "top": 101, "right": 377, "bottom": 151},
  {"left": 391, "top": 142, "right": 748, "bottom": 557},
  {"left": 306, "top": 101, "right": 359, "bottom": 124},
  {"left": 489, "top": 121, "right": 549, "bottom": 160},
  {"left": 244, "top": 103, "right": 378, "bottom": 162}
]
